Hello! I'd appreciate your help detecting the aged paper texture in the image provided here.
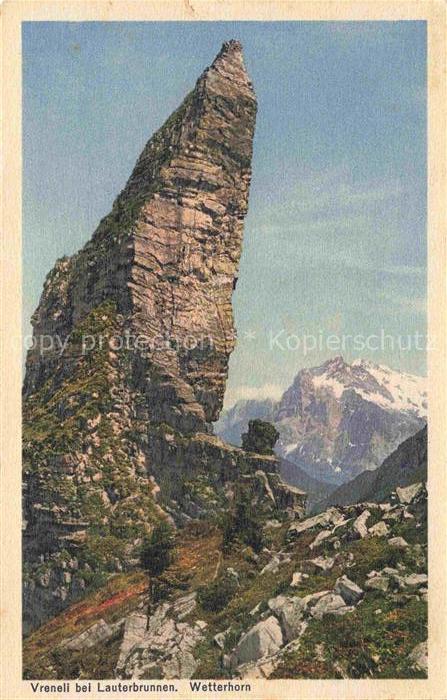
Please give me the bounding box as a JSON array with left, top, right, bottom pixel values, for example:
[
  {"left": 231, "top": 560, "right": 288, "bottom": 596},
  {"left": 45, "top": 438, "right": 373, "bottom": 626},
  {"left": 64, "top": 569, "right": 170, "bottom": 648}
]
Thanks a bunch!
[{"left": 1, "top": 1, "right": 446, "bottom": 699}]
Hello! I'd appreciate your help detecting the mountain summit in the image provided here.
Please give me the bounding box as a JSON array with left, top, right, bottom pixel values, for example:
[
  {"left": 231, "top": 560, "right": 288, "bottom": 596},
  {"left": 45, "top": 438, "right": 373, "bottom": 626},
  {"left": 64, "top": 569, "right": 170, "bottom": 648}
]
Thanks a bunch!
[{"left": 216, "top": 357, "right": 426, "bottom": 488}]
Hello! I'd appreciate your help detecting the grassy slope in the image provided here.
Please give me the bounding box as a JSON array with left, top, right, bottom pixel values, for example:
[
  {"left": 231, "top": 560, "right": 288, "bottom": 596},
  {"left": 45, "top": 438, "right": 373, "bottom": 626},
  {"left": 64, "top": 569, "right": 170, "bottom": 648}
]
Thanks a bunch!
[{"left": 24, "top": 509, "right": 427, "bottom": 680}]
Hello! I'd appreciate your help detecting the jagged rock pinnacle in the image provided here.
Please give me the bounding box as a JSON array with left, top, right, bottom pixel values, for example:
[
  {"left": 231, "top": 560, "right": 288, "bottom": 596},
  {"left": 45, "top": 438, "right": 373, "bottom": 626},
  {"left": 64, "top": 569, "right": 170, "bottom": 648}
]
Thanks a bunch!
[
  {"left": 24, "top": 42, "right": 257, "bottom": 426},
  {"left": 22, "top": 42, "right": 258, "bottom": 631}
]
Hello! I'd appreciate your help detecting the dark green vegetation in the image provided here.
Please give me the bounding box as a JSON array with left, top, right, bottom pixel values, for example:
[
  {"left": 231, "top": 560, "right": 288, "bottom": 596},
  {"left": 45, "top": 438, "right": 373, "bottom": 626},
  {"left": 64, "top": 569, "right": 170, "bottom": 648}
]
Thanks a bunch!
[
  {"left": 241, "top": 419, "right": 279, "bottom": 455},
  {"left": 140, "top": 521, "right": 176, "bottom": 577},
  {"left": 221, "top": 484, "right": 265, "bottom": 553},
  {"left": 197, "top": 574, "right": 238, "bottom": 613},
  {"left": 140, "top": 521, "right": 177, "bottom": 604}
]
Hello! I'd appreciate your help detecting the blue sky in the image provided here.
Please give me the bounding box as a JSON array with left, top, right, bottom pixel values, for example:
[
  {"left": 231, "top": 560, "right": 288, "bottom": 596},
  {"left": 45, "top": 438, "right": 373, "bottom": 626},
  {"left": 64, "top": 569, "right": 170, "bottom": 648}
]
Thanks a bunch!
[{"left": 23, "top": 21, "right": 427, "bottom": 405}]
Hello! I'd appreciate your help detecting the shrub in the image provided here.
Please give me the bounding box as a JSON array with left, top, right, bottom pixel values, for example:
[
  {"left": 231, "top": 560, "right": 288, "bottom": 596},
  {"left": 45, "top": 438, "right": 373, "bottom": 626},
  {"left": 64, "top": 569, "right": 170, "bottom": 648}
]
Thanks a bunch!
[
  {"left": 197, "top": 574, "right": 238, "bottom": 613},
  {"left": 241, "top": 419, "right": 279, "bottom": 455},
  {"left": 221, "top": 486, "right": 264, "bottom": 554},
  {"left": 140, "top": 520, "right": 176, "bottom": 577}
]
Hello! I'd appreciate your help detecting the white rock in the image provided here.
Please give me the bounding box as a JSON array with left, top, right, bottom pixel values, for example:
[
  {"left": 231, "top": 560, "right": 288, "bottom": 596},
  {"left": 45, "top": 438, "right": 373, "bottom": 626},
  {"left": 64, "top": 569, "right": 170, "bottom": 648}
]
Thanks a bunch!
[
  {"left": 309, "top": 530, "right": 332, "bottom": 550},
  {"left": 379, "top": 503, "right": 393, "bottom": 513},
  {"left": 249, "top": 602, "right": 262, "bottom": 616},
  {"left": 408, "top": 640, "right": 428, "bottom": 673},
  {"left": 62, "top": 619, "right": 114, "bottom": 652},
  {"left": 309, "top": 593, "right": 354, "bottom": 620},
  {"left": 381, "top": 566, "right": 399, "bottom": 575},
  {"left": 230, "top": 616, "right": 283, "bottom": 668},
  {"left": 402, "top": 573, "right": 428, "bottom": 588},
  {"left": 383, "top": 507, "right": 404, "bottom": 522},
  {"left": 271, "top": 596, "right": 307, "bottom": 642},
  {"left": 172, "top": 592, "right": 197, "bottom": 620},
  {"left": 267, "top": 595, "right": 288, "bottom": 615},
  {"left": 260, "top": 553, "right": 290, "bottom": 575},
  {"left": 287, "top": 508, "right": 343, "bottom": 538},
  {"left": 365, "top": 576, "right": 390, "bottom": 592},
  {"left": 300, "top": 590, "right": 331, "bottom": 610},
  {"left": 332, "top": 518, "right": 353, "bottom": 534},
  {"left": 368, "top": 521, "right": 389, "bottom": 537},
  {"left": 213, "top": 627, "right": 231, "bottom": 649},
  {"left": 403, "top": 510, "right": 415, "bottom": 520},
  {"left": 353, "top": 510, "right": 371, "bottom": 538},
  {"left": 396, "top": 483, "right": 424, "bottom": 505},
  {"left": 303, "top": 556, "right": 335, "bottom": 575},
  {"left": 260, "top": 556, "right": 281, "bottom": 575},
  {"left": 334, "top": 575, "right": 364, "bottom": 605},
  {"left": 291, "top": 572, "right": 309, "bottom": 587},
  {"left": 389, "top": 536, "right": 409, "bottom": 548}
]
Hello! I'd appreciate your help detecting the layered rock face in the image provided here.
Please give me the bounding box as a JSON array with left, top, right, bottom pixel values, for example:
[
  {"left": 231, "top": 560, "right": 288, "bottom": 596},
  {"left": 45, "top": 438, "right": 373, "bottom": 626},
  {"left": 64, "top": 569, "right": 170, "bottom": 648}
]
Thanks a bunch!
[
  {"left": 23, "top": 42, "right": 305, "bottom": 635},
  {"left": 24, "top": 39, "right": 257, "bottom": 428}
]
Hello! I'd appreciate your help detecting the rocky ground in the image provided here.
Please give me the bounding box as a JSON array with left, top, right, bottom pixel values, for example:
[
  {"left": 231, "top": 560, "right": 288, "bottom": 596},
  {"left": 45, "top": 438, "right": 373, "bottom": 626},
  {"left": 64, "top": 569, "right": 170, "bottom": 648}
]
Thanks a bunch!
[{"left": 23, "top": 481, "right": 427, "bottom": 680}]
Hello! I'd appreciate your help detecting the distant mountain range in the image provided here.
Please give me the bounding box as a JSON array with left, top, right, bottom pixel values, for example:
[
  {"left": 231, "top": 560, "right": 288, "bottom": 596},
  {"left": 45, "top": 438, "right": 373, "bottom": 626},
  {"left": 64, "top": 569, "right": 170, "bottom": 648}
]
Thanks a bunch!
[
  {"left": 215, "top": 356, "right": 427, "bottom": 499},
  {"left": 314, "top": 424, "right": 427, "bottom": 512}
]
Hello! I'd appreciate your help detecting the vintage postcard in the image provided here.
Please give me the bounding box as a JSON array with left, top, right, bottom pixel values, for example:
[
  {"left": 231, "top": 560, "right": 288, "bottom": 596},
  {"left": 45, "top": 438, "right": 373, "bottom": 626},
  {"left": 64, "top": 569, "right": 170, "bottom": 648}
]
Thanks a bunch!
[{"left": 1, "top": 1, "right": 446, "bottom": 699}]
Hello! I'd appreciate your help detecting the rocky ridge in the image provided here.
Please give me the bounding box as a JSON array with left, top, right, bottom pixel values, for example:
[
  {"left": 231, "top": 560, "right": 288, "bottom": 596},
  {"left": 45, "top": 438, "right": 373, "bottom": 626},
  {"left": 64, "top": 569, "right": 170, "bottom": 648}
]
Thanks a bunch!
[{"left": 315, "top": 424, "right": 427, "bottom": 512}]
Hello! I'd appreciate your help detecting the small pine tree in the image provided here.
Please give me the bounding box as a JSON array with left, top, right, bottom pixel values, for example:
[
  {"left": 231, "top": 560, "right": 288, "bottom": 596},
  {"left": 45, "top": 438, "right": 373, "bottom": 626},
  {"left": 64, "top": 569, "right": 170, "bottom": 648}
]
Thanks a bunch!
[
  {"left": 241, "top": 419, "right": 279, "bottom": 455},
  {"left": 221, "top": 485, "right": 264, "bottom": 554},
  {"left": 140, "top": 520, "right": 175, "bottom": 603}
]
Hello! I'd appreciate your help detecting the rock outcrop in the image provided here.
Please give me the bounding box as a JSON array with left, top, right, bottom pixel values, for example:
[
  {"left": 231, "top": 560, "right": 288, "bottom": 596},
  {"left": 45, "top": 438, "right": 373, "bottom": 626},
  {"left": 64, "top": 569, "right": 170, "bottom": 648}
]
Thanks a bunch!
[
  {"left": 22, "top": 41, "right": 304, "bottom": 635},
  {"left": 23, "top": 39, "right": 257, "bottom": 428}
]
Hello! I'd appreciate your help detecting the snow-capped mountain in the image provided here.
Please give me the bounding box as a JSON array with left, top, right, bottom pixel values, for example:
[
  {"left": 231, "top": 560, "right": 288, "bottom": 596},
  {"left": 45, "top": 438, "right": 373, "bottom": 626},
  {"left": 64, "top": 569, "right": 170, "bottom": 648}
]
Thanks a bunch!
[{"left": 215, "top": 356, "right": 427, "bottom": 487}]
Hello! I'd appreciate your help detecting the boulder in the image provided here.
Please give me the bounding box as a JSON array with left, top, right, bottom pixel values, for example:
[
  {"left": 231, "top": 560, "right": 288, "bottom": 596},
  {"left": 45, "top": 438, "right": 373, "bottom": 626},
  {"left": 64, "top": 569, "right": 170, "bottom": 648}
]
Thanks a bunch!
[
  {"left": 395, "top": 483, "right": 425, "bottom": 505},
  {"left": 230, "top": 616, "right": 283, "bottom": 669},
  {"left": 408, "top": 640, "right": 428, "bottom": 673},
  {"left": 60, "top": 618, "right": 115, "bottom": 652},
  {"left": 268, "top": 595, "right": 307, "bottom": 642},
  {"left": 299, "top": 590, "right": 331, "bottom": 610},
  {"left": 172, "top": 592, "right": 197, "bottom": 620},
  {"left": 365, "top": 576, "right": 390, "bottom": 592},
  {"left": 353, "top": 510, "right": 371, "bottom": 539},
  {"left": 389, "top": 536, "right": 409, "bottom": 548},
  {"left": 309, "top": 593, "right": 354, "bottom": 620},
  {"left": 302, "top": 556, "right": 335, "bottom": 576},
  {"left": 401, "top": 573, "right": 428, "bottom": 589},
  {"left": 214, "top": 627, "right": 231, "bottom": 650},
  {"left": 368, "top": 521, "right": 389, "bottom": 538},
  {"left": 334, "top": 575, "right": 364, "bottom": 605},
  {"left": 287, "top": 508, "right": 343, "bottom": 539},
  {"left": 291, "top": 572, "right": 309, "bottom": 587},
  {"left": 260, "top": 552, "right": 291, "bottom": 575},
  {"left": 309, "top": 530, "right": 332, "bottom": 550}
]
